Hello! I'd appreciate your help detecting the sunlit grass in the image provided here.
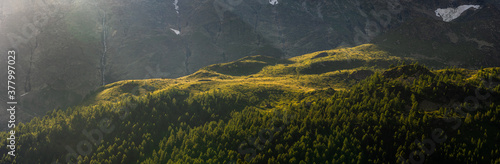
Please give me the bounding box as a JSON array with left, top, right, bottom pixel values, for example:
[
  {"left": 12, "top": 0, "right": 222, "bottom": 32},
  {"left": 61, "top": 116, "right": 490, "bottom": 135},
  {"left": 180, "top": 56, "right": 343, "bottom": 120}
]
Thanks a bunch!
[{"left": 85, "top": 44, "right": 411, "bottom": 107}]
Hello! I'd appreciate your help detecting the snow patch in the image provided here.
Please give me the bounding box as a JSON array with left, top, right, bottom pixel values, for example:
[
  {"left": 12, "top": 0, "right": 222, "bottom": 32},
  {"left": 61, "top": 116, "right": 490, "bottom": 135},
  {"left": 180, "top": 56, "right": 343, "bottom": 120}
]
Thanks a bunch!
[
  {"left": 170, "top": 28, "right": 180, "bottom": 35},
  {"left": 173, "top": 0, "right": 179, "bottom": 14},
  {"left": 435, "top": 5, "right": 480, "bottom": 22},
  {"left": 269, "top": 0, "right": 278, "bottom": 5}
]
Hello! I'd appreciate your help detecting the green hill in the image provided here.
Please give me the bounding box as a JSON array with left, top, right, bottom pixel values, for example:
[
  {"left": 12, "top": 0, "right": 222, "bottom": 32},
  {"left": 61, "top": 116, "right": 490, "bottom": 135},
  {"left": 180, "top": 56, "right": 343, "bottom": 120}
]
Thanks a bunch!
[{"left": 1, "top": 45, "right": 499, "bottom": 163}]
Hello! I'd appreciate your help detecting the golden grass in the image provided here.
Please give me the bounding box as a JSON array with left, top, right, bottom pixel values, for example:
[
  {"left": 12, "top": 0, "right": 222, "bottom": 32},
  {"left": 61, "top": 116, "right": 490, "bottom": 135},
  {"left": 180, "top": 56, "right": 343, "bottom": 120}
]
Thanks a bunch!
[{"left": 86, "top": 44, "right": 412, "bottom": 106}]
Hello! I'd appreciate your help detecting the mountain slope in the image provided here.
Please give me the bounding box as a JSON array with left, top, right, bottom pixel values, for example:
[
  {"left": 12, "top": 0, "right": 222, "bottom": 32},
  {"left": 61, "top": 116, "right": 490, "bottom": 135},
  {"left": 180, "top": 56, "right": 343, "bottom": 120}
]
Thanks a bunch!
[
  {"left": 373, "top": 4, "right": 500, "bottom": 68},
  {"left": 1, "top": 47, "right": 499, "bottom": 163},
  {"left": 2, "top": 0, "right": 499, "bottom": 125}
]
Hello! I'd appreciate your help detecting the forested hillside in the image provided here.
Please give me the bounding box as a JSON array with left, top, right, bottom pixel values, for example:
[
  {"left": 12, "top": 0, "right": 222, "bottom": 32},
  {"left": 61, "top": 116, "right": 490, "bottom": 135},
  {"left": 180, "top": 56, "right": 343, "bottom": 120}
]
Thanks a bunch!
[{"left": 1, "top": 45, "right": 499, "bottom": 163}]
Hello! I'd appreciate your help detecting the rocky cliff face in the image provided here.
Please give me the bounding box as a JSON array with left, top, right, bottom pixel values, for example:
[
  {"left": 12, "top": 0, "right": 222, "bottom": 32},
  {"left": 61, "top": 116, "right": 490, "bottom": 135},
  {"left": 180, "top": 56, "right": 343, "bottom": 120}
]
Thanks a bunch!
[
  {"left": 0, "top": 0, "right": 499, "bottom": 126},
  {"left": 373, "top": 3, "right": 500, "bottom": 68}
]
